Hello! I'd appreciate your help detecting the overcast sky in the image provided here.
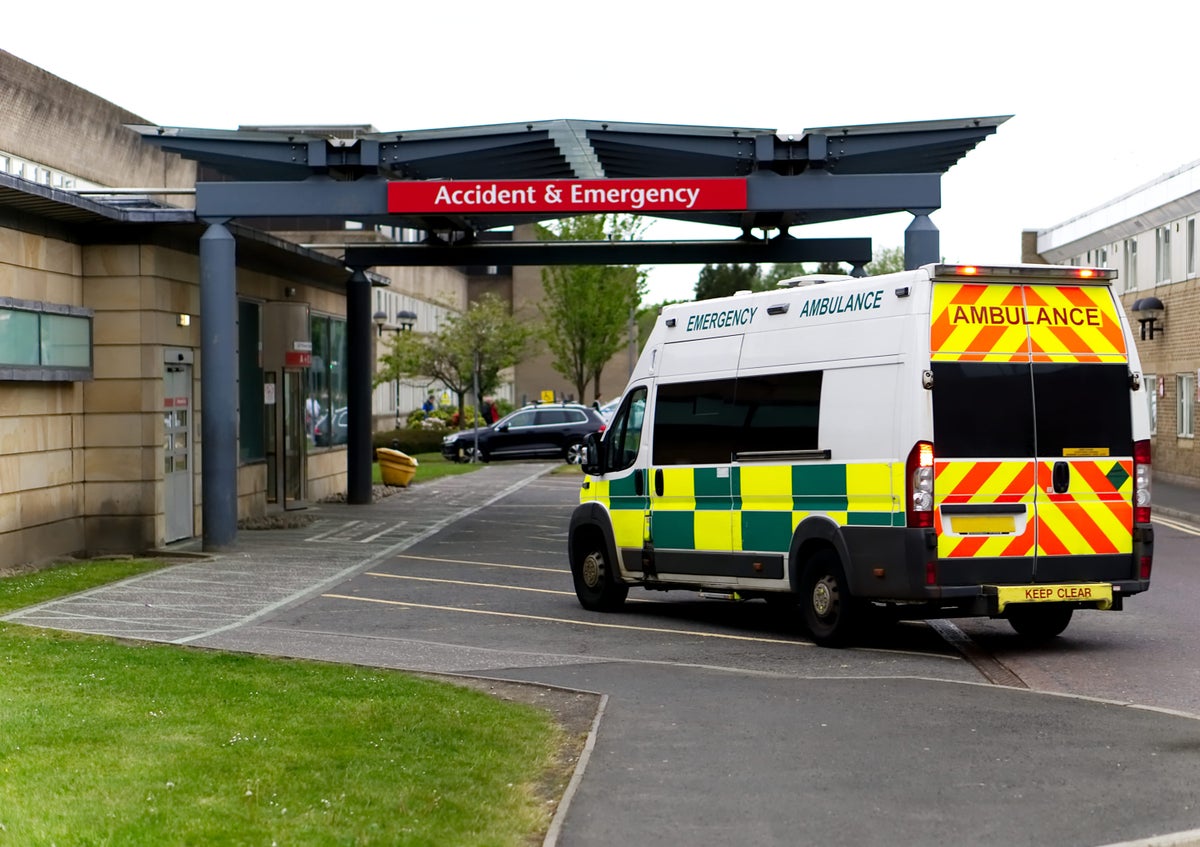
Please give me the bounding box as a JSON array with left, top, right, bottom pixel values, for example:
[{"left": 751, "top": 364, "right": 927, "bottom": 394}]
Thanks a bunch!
[{"left": 5, "top": 0, "right": 1198, "bottom": 302}]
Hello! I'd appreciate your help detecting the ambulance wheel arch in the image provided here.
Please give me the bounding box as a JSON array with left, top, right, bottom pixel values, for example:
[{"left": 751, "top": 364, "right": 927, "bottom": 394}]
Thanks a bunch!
[
  {"left": 568, "top": 503, "right": 629, "bottom": 611},
  {"left": 788, "top": 518, "right": 860, "bottom": 646}
]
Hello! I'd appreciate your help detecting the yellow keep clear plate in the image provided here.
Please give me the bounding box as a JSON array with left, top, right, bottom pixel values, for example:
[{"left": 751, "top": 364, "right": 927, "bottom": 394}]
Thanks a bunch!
[{"left": 993, "top": 583, "right": 1113, "bottom": 612}]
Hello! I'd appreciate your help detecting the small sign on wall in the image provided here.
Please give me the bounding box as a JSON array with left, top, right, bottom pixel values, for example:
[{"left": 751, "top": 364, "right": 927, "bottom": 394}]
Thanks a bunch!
[{"left": 264, "top": 383, "right": 276, "bottom": 405}]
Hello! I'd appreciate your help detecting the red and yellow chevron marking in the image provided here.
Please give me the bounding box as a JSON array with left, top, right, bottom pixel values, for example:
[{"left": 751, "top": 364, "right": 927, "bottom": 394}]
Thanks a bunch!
[
  {"left": 934, "top": 460, "right": 1035, "bottom": 559},
  {"left": 1035, "top": 460, "right": 1133, "bottom": 556},
  {"left": 1023, "top": 285, "right": 1127, "bottom": 363},
  {"left": 930, "top": 283, "right": 1127, "bottom": 364}
]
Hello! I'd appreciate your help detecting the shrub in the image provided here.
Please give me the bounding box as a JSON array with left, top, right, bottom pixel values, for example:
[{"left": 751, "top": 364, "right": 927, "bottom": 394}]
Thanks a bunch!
[{"left": 373, "top": 427, "right": 447, "bottom": 454}]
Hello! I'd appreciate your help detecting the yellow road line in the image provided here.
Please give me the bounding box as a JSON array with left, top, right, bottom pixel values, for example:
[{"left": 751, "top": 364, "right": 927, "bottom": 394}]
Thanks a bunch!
[
  {"left": 1153, "top": 515, "right": 1200, "bottom": 537},
  {"left": 366, "top": 571, "right": 573, "bottom": 596},
  {"left": 391, "top": 554, "right": 566, "bottom": 573},
  {"left": 322, "top": 592, "right": 814, "bottom": 646}
]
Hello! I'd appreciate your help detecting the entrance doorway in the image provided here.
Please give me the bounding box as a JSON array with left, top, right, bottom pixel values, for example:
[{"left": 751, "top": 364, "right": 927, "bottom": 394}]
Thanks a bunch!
[{"left": 163, "top": 350, "right": 194, "bottom": 542}]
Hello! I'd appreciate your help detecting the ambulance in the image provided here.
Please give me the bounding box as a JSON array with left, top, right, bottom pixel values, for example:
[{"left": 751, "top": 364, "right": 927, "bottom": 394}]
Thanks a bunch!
[{"left": 568, "top": 263, "right": 1154, "bottom": 646}]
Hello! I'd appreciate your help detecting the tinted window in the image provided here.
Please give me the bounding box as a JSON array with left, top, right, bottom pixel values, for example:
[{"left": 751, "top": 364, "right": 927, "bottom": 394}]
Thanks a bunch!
[
  {"left": 1033, "top": 363, "right": 1132, "bottom": 456},
  {"left": 733, "top": 371, "right": 822, "bottom": 454},
  {"left": 932, "top": 362, "right": 1035, "bottom": 458},
  {"left": 504, "top": 410, "right": 537, "bottom": 428},
  {"left": 536, "top": 410, "right": 570, "bottom": 425},
  {"left": 654, "top": 378, "right": 738, "bottom": 465},
  {"left": 652, "top": 371, "right": 824, "bottom": 465}
]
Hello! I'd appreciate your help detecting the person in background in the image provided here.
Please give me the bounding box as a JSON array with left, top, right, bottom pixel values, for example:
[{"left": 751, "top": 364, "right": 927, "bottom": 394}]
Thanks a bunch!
[
  {"left": 488, "top": 398, "right": 499, "bottom": 424},
  {"left": 592, "top": 394, "right": 602, "bottom": 411},
  {"left": 422, "top": 394, "right": 435, "bottom": 414}
]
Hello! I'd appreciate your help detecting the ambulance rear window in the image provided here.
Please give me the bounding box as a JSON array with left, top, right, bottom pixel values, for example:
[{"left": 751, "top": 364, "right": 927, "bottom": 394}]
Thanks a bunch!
[
  {"left": 932, "top": 363, "right": 1034, "bottom": 458},
  {"left": 1032, "top": 363, "right": 1132, "bottom": 457},
  {"left": 932, "top": 362, "right": 1133, "bottom": 458}
]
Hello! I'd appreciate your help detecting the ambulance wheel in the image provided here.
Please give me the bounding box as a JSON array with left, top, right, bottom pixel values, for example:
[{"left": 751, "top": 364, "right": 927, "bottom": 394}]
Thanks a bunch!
[
  {"left": 572, "top": 543, "right": 627, "bottom": 612},
  {"left": 800, "top": 550, "right": 859, "bottom": 647},
  {"left": 1006, "top": 605, "right": 1073, "bottom": 640}
]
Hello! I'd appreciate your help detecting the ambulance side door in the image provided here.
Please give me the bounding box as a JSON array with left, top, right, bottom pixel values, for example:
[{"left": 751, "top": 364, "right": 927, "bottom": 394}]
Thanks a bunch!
[{"left": 597, "top": 387, "right": 650, "bottom": 575}]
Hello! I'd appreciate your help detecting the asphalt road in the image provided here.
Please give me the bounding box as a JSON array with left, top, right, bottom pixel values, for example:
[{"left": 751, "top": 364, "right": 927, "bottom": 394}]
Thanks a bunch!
[{"left": 203, "top": 472, "right": 1200, "bottom": 847}]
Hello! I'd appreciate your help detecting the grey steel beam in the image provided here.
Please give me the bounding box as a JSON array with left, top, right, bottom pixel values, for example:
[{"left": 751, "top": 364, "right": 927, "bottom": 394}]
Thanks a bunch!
[
  {"left": 197, "top": 180, "right": 391, "bottom": 218},
  {"left": 745, "top": 172, "right": 940, "bottom": 212},
  {"left": 199, "top": 221, "right": 238, "bottom": 550},
  {"left": 344, "top": 238, "right": 873, "bottom": 268}
]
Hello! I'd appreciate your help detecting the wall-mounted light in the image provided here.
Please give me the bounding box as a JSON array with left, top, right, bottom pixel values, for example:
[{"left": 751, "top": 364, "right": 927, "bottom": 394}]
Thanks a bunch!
[
  {"left": 1132, "top": 296, "right": 1165, "bottom": 341},
  {"left": 177, "top": 313, "right": 191, "bottom": 327}
]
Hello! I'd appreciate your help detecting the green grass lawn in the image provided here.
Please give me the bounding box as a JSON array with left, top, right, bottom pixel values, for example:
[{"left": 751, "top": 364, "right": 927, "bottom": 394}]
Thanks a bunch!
[{"left": 0, "top": 562, "right": 566, "bottom": 845}]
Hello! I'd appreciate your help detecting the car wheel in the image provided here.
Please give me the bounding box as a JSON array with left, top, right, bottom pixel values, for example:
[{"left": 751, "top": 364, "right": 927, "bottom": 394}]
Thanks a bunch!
[
  {"left": 1006, "top": 604, "right": 1073, "bottom": 640},
  {"left": 571, "top": 541, "right": 628, "bottom": 612},
  {"left": 800, "top": 549, "right": 859, "bottom": 647},
  {"left": 564, "top": 440, "right": 585, "bottom": 465}
]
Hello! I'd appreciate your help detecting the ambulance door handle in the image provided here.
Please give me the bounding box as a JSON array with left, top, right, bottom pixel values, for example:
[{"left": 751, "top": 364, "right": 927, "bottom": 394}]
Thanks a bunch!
[
  {"left": 1052, "top": 461, "right": 1070, "bottom": 494},
  {"left": 655, "top": 468, "right": 664, "bottom": 497},
  {"left": 634, "top": 469, "right": 644, "bottom": 497}
]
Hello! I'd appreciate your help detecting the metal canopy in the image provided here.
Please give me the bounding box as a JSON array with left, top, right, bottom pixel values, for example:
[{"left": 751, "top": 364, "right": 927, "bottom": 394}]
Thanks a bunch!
[
  {"left": 132, "top": 116, "right": 1009, "bottom": 239},
  {"left": 125, "top": 115, "right": 1010, "bottom": 548}
]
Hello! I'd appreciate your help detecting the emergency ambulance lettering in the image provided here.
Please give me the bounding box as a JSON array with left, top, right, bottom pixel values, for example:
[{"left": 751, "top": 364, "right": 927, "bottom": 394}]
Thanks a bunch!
[
  {"left": 951, "top": 304, "right": 1102, "bottom": 327},
  {"left": 685, "top": 306, "right": 758, "bottom": 332},
  {"left": 798, "top": 289, "right": 884, "bottom": 319}
]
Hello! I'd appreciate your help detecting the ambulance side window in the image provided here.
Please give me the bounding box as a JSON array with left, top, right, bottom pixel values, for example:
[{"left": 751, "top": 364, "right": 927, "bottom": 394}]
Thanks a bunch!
[
  {"left": 654, "top": 378, "right": 739, "bottom": 465},
  {"left": 733, "top": 371, "right": 822, "bottom": 454},
  {"left": 604, "top": 387, "right": 647, "bottom": 472}
]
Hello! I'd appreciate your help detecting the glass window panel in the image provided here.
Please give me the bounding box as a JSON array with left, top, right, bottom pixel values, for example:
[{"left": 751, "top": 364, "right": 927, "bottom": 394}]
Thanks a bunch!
[
  {"left": 40, "top": 314, "right": 91, "bottom": 367},
  {"left": 932, "top": 363, "right": 1035, "bottom": 458},
  {"left": 1033, "top": 364, "right": 1132, "bottom": 456},
  {"left": 164, "top": 456, "right": 174, "bottom": 473},
  {"left": 175, "top": 454, "right": 188, "bottom": 471},
  {"left": 0, "top": 309, "right": 41, "bottom": 365}
]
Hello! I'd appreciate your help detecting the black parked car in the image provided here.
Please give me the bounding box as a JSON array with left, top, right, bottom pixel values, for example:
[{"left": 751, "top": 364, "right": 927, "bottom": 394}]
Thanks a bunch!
[{"left": 442, "top": 403, "right": 605, "bottom": 464}]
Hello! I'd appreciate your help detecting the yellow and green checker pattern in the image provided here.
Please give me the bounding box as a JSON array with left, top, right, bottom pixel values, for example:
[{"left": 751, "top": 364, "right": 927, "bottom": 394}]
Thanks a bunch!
[{"left": 585, "top": 462, "right": 904, "bottom": 554}]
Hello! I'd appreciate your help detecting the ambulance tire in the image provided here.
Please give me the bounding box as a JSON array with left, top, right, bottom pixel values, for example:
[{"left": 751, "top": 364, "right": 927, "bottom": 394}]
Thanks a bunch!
[
  {"left": 800, "top": 549, "right": 860, "bottom": 647},
  {"left": 1006, "top": 604, "right": 1073, "bottom": 640},
  {"left": 572, "top": 542, "right": 628, "bottom": 612}
]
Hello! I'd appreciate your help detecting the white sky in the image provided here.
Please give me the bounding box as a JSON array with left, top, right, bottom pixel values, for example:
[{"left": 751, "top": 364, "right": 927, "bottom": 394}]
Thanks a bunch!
[{"left": 5, "top": 0, "right": 1198, "bottom": 303}]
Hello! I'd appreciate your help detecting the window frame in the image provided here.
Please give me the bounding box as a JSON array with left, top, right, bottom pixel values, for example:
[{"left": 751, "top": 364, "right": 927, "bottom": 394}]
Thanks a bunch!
[
  {"left": 0, "top": 298, "right": 93, "bottom": 381},
  {"left": 1177, "top": 373, "right": 1195, "bottom": 439}
]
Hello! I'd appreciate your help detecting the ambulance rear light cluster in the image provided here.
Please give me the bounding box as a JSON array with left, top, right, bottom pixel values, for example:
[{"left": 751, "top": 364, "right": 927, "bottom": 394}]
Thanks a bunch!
[
  {"left": 933, "top": 264, "right": 1117, "bottom": 281},
  {"left": 906, "top": 440, "right": 935, "bottom": 528},
  {"left": 1134, "top": 439, "right": 1152, "bottom": 524}
]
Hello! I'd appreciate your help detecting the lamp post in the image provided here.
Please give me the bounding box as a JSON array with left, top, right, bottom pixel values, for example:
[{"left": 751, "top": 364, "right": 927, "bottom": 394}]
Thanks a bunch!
[{"left": 394, "top": 310, "right": 417, "bottom": 426}]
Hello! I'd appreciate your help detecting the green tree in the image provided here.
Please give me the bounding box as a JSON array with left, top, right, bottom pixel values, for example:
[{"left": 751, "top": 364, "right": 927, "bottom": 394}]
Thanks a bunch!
[
  {"left": 865, "top": 245, "right": 906, "bottom": 275},
  {"left": 536, "top": 214, "right": 647, "bottom": 402},
  {"left": 694, "top": 263, "right": 767, "bottom": 300},
  {"left": 376, "top": 293, "right": 531, "bottom": 428},
  {"left": 761, "top": 262, "right": 810, "bottom": 287}
]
